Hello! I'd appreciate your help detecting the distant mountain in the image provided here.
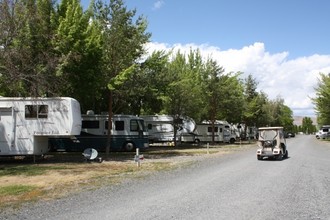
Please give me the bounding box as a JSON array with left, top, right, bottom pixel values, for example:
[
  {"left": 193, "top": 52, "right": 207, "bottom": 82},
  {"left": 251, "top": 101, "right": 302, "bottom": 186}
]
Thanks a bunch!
[{"left": 293, "top": 116, "right": 317, "bottom": 126}]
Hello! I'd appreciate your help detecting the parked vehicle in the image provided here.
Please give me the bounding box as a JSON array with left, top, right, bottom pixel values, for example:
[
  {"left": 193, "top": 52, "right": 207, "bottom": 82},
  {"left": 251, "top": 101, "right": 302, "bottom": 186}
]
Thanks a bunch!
[
  {"left": 0, "top": 97, "right": 81, "bottom": 157},
  {"left": 141, "top": 115, "right": 196, "bottom": 146},
  {"left": 49, "top": 111, "right": 149, "bottom": 152},
  {"left": 287, "top": 132, "right": 295, "bottom": 137},
  {"left": 140, "top": 115, "right": 175, "bottom": 145},
  {"left": 180, "top": 120, "right": 237, "bottom": 144},
  {"left": 256, "top": 127, "right": 288, "bottom": 160},
  {"left": 316, "top": 125, "right": 330, "bottom": 139}
]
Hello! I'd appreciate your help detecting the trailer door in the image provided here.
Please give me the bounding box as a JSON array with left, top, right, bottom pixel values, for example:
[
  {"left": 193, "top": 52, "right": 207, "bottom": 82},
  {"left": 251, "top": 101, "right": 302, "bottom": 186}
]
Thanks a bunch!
[{"left": 0, "top": 107, "right": 16, "bottom": 155}]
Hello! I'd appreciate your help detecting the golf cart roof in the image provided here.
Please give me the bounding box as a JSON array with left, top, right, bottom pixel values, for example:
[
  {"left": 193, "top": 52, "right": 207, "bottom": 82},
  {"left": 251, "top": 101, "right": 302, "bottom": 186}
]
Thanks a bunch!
[{"left": 258, "top": 127, "right": 283, "bottom": 131}]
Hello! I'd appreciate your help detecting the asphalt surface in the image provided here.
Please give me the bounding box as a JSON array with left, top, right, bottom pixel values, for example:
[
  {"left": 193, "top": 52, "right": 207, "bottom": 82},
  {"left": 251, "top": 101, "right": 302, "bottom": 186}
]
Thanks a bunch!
[{"left": 2, "top": 135, "right": 330, "bottom": 220}]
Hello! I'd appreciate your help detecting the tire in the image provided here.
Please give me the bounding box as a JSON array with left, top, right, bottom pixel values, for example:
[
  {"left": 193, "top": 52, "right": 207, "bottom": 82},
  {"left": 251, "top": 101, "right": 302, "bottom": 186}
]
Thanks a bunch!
[
  {"left": 257, "top": 155, "right": 262, "bottom": 160},
  {"left": 229, "top": 138, "right": 235, "bottom": 144},
  {"left": 194, "top": 139, "right": 200, "bottom": 145},
  {"left": 123, "top": 142, "right": 135, "bottom": 151},
  {"left": 284, "top": 150, "right": 288, "bottom": 159}
]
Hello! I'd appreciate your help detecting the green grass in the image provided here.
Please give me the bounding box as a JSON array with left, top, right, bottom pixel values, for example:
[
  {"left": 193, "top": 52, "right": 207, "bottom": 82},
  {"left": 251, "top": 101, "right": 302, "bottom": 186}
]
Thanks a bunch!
[
  {"left": 0, "top": 185, "right": 37, "bottom": 196},
  {"left": 0, "top": 165, "right": 69, "bottom": 177}
]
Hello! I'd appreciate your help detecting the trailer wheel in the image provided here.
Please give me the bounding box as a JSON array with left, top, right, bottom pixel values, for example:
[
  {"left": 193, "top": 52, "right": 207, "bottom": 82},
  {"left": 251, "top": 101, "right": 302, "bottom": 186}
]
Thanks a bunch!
[
  {"left": 194, "top": 139, "right": 200, "bottom": 145},
  {"left": 123, "top": 142, "right": 135, "bottom": 151}
]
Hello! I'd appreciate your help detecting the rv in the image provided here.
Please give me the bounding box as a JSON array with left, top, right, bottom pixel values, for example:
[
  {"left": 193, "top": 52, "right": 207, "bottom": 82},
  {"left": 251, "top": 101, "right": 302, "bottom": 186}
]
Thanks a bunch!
[
  {"left": 49, "top": 112, "right": 149, "bottom": 152},
  {"left": 180, "top": 121, "right": 237, "bottom": 144},
  {"left": 316, "top": 125, "right": 330, "bottom": 139},
  {"left": 141, "top": 115, "right": 175, "bottom": 144},
  {"left": 0, "top": 97, "right": 81, "bottom": 156},
  {"left": 141, "top": 115, "right": 196, "bottom": 146}
]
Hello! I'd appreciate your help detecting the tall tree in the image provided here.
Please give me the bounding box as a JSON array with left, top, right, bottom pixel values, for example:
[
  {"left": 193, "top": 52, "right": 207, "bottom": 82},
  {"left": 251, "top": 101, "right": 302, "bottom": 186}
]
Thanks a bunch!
[
  {"left": 200, "top": 58, "right": 225, "bottom": 144},
  {"left": 162, "top": 50, "right": 204, "bottom": 145},
  {"left": 217, "top": 72, "right": 244, "bottom": 123},
  {"left": 242, "top": 74, "right": 261, "bottom": 135},
  {"left": 94, "top": 0, "right": 150, "bottom": 158}
]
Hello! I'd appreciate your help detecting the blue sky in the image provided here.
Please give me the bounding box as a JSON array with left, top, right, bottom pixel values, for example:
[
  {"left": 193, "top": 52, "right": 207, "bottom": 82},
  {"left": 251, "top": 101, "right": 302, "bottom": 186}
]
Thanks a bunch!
[
  {"left": 121, "top": 0, "right": 330, "bottom": 59},
  {"left": 81, "top": 0, "right": 330, "bottom": 117}
]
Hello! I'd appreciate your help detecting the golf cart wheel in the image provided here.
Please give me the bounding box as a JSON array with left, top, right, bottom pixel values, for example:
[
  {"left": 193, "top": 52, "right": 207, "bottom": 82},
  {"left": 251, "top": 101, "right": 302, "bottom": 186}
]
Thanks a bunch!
[{"left": 284, "top": 150, "right": 288, "bottom": 159}]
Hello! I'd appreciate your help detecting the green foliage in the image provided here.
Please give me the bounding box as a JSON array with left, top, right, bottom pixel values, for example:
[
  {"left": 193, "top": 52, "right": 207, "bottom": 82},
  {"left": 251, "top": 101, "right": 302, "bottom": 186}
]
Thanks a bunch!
[
  {"left": 243, "top": 74, "right": 262, "bottom": 126},
  {"left": 312, "top": 73, "right": 330, "bottom": 125},
  {"left": 301, "top": 117, "right": 316, "bottom": 134},
  {"left": 108, "top": 65, "right": 136, "bottom": 90},
  {"left": 261, "top": 96, "right": 294, "bottom": 129},
  {"left": 0, "top": 0, "right": 58, "bottom": 96},
  {"left": 162, "top": 50, "right": 204, "bottom": 120}
]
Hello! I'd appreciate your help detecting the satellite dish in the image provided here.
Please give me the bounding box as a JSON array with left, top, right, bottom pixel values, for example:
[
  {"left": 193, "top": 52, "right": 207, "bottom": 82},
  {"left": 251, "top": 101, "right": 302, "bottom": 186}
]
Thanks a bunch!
[{"left": 82, "top": 148, "right": 98, "bottom": 160}]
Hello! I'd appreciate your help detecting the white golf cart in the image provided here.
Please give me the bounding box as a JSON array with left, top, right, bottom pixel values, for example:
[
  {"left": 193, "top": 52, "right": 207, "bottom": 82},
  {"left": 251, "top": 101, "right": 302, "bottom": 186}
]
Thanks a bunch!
[{"left": 256, "top": 127, "right": 288, "bottom": 160}]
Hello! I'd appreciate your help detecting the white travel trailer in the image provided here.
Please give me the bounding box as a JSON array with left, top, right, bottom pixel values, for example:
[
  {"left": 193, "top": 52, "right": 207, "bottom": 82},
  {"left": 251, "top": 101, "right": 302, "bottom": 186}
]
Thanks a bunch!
[{"left": 0, "top": 97, "right": 81, "bottom": 156}]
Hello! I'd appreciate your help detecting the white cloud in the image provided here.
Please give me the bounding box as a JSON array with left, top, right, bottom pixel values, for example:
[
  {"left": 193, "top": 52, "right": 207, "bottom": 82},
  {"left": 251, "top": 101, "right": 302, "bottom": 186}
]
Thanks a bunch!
[
  {"left": 144, "top": 42, "right": 330, "bottom": 117},
  {"left": 153, "top": 1, "right": 165, "bottom": 10}
]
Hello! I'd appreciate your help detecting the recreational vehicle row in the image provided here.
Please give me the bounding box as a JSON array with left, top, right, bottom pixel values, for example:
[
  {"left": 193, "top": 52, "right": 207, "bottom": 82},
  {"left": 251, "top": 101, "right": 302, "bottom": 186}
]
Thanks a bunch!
[{"left": 141, "top": 116, "right": 240, "bottom": 145}]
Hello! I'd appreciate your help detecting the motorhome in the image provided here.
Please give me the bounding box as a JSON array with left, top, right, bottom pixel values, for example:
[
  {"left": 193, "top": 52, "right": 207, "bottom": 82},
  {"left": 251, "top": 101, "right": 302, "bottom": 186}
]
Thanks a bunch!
[
  {"left": 49, "top": 111, "right": 149, "bottom": 152},
  {"left": 141, "top": 115, "right": 175, "bottom": 144},
  {"left": 180, "top": 121, "right": 237, "bottom": 144},
  {"left": 141, "top": 115, "right": 196, "bottom": 146},
  {"left": 0, "top": 97, "right": 81, "bottom": 156}
]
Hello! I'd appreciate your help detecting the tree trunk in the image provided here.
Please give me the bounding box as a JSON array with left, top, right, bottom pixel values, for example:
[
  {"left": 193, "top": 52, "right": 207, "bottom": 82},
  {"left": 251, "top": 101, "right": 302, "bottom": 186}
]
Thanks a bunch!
[{"left": 106, "top": 91, "right": 113, "bottom": 160}]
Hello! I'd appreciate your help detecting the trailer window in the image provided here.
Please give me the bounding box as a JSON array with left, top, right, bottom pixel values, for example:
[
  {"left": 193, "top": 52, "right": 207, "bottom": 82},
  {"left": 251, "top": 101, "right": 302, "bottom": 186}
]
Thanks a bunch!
[
  {"left": 115, "top": 121, "right": 124, "bottom": 131},
  {"left": 82, "top": 120, "right": 99, "bottom": 129},
  {"left": 131, "top": 119, "right": 146, "bottom": 132},
  {"left": 208, "top": 127, "right": 218, "bottom": 132},
  {"left": 25, "top": 105, "right": 48, "bottom": 119},
  {"left": 130, "top": 120, "right": 139, "bottom": 131}
]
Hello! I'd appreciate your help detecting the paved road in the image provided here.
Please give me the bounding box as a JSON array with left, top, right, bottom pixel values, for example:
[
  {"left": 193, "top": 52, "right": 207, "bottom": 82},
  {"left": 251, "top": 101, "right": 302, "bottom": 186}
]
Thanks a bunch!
[{"left": 3, "top": 135, "right": 330, "bottom": 220}]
